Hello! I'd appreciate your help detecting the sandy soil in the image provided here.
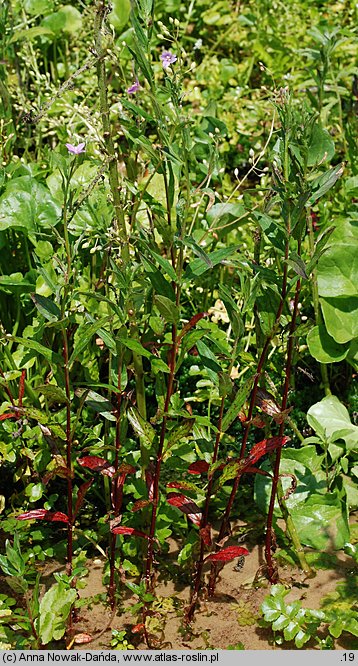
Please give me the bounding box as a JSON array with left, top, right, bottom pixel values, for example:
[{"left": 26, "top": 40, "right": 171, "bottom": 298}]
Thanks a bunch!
[{"left": 70, "top": 536, "right": 357, "bottom": 651}]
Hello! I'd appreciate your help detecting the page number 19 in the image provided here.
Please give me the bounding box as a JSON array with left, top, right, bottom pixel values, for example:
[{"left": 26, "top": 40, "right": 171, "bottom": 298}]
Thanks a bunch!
[{"left": 341, "top": 655, "right": 355, "bottom": 662}]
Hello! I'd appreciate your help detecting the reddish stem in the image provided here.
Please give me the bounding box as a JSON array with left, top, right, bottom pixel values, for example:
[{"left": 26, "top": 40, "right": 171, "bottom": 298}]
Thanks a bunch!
[
  {"left": 108, "top": 360, "right": 123, "bottom": 609},
  {"left": 185, "top": 398, "right": 225, "bottom": 622},
  {"left": 265, "top": 276, "right": 301, "bottom": 580},
  {"left": 207, "top": 256, "right": 289, "bottom": 597}
]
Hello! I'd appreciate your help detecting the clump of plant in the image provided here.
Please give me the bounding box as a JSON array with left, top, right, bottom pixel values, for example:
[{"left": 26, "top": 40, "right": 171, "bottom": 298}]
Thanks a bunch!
[
  {"left": 0, "top": 0, "right": 357, "bottom": 652},
  {"left": 260, "top": 581, "right": 358, "bottom": 649}
]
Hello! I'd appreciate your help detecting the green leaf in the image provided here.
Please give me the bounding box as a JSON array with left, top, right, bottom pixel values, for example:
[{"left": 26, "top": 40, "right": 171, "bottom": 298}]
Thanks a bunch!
[
  {"left": 307, "top": 395, "right": 358, "bottom": 452},
  {"left": 320, "top": 296, "right": 358, "bottom": 344},
  {"left": 31, "top": 294, "right": 61, "bottom": 322},
  {"left": 318, "top": 244, "right": 357, "bottom": 297},
  {"left": 255, "top": 288, "right": 281, "bottom": 336},
  {"left": 164, "top": 420, "right": 194, "bottom": 455},
  {"left": 307, "top": 325, "right": 349, "bottom": 364},
  {"left": 252, "top": 212, "right": 287, "bottom": 252},
  {"left": 109, "top": 0, "right": 130, "bottom": 30},
  {"left": 0, "top": 273, "right": 35, "bottom": 293},
  {"left": 141, "top": 244, "right": 177, "bottom": 282},
  {"left": 141, "top": 256, "right": 176, "bottom": 301},
  {"left": 9, "top": 336, "right": 63, "bottom": 365},
  {"left": 154, "top": 295, "right": 180, "bottom": 325},
  {"left": 127, "top": 407, "right": 156, "bottom": 449},
  {"left": 69, "top": 317, "right": 110, "bottom": 367},
  {"left": 221, "top": 374, "right": 255, "bottom": 433},
  {"left": 206, "top": 203, "right": 247, "bottom": 237},
  {"left": 308, "top": 163, "right": 344, "bottom": 204},
  {"left": 307, "top": 123, "right": 335, "bottom": 166},
  {"left": 196, "top": 339, "right": 222, "bottom": 383},
  {"left": 184, "top": 245, "right": 240, "bottom": 278},
  {"left": 118, "top": 337, "right": 169, "bottom": 373},
  {"left": 56, "top": 5, "right": 82, "bottom": 34},
  {"left": 286, "top": 253, "right": 308, "bottom": 279},
  {"left": 0, "top": 176, "right": 61, "bottom": 233},
  {"left": 289, "top": 492, "right": 350, "bottom": 550},
  {"left": 37, "top": 582, "right": 77, "bottom": 644},
  {"left": 9, "top": 26, "right": 55, "bottom": 43},
  {"left": 81, "top": 389, "right": 116, "bottom": 422}
]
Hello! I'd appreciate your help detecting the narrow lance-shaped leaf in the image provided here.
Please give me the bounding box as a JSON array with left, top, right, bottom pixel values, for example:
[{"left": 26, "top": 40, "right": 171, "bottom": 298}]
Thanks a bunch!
[
  {"left": 131, "top": 499, "right": 152, "bottom": 512},
  {"left": 164, "top": 419, "right": 194, "bottom": 455},
  {"left": 118, "top": 337, "right": 169, "bottom": 373},
  {"left": 128, "top": 407, "right": 156, "bottom": 449},
  {"left": 30, "top": 293, "right": 61, "bottom": 322},
  {"left": 16, "top": 509, "right": 69, "bottom": 523},
  {"left": 204, "top": 546, "right": 249, "bottom": 563},
  {"left": 77, "top": 456, "right": 115, "bottom": 478},
  {"left": 115, "top": 463, "right": 136, "bottom": 487},
  {"left": 187, "top": 460, "right": 210, "bottom": 475},
  {"left": 111, "top": 526, "right": 149, "bottom": 539},
  {"left": 0, "top": 412, "right": 17, "bottom": 421},
  {"left": 73, "top": 479, "right": 94, "bottom": 520},
  {"left": 166, "top": 492, "right": 202, "bottom": 526},
  {"left": 218, "top": 436, "right": 290, "bottom": 487},
  {"left": 177, "top": 313, "right": 208, "bottom": 341},
  {"left": 308, "top": 163, "right": 344, "bottom": 205},
  {"left": 221, "top": 374, "right": 256, "bottom": 433},
  {"left": 255, "top": 388, "right": 293, "bottom": 424}
]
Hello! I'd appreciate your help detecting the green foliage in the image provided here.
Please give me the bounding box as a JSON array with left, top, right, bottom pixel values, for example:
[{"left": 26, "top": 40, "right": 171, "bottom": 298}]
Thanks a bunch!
[
  {"left": 0, "top": 0, "right": 356, "bottom": 647},
  {"left": 261, "top": 581, "right": 358, "bottom": 649}
]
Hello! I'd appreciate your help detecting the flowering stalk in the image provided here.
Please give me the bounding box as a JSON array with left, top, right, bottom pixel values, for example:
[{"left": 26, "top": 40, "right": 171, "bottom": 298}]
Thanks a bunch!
[{"left": 94, "top": 0, "right": 128, "bottom": 256}]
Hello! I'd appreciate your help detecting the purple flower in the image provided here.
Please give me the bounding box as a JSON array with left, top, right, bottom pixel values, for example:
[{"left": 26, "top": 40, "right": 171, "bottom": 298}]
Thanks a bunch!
[
  {"left": 65, "top": 142, "right": 86, "bottom": 155},
  {"left": 127, "top": 79, "right": 141, "bottom": 95},
  {"left": 160, "top": 50, "right": 177, "bottom": 69}
]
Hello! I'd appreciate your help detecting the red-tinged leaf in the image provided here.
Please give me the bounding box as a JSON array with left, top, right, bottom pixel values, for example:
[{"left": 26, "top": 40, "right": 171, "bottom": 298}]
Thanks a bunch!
[
  {"left": 251, "top": 415, "right": 266, "bottom": 428},
  {"left": 167, "top": 492, "right": 202, "bottom": 526},
  {"left": 131, "top": 623, "right": 145, "bottom": 634},
  {"left": 244, "top": 436, "right": 290, "bottom": 469},
  {"left": 187, "top": 460, "right": 210, "bottom": 475},
  {"left": 200, "top": 524, "right": 212, "bottom": 547},
  {"left": 18, "top": 370, "right": 26, "bottom": 407},
  {"left": 77, "top": 456, "right": 115, "bottom": 478},
  {"left": 115, "top": 463, "right": 136, "bottom": 487},
  {"left": 131, "top": 499, "right": 152, "bottom": 512},
  {"left": 111, "top": 526, "right": 149, "bottom": 539},
  {"left": 204, "top": 546, "right": 249, "bottom": 563},
  {"left": 74, "top": 633, "right": 93, "bottom": 645},
  {"left": 255, "top": 389, "right": 293, "bottom": 423},
  {"left": 271, "top": 407, "right": 293, "bottom": 425},
  {"left": 42, "top": 466, "right": 73, "bottom": 485},
  {"left": 255, "top": 388, "right": 281, "bottom": 415},
  {"left": 116, "top": 463, "right": 136, "bottom": 476},
  {"left": 0, "top": 412, "right": 17, "bottom": 421},
  {"left": 110, "top": 516, "right": 122, "bottom": 530},
  {"left": 74, "top": 478, "right": 94, "bottom": 519},
  {"left": 178, "top": 313, "right": 208, "bottom": 341},
  {"left": 16, "top": 509, "right": 69, "bottom": 523}
]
